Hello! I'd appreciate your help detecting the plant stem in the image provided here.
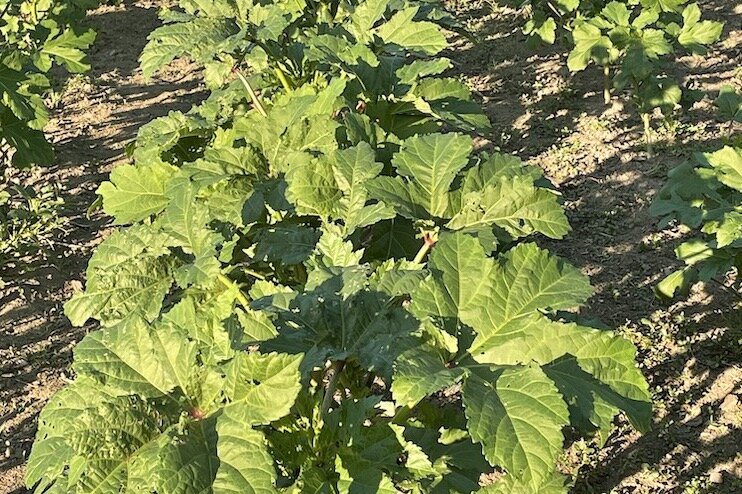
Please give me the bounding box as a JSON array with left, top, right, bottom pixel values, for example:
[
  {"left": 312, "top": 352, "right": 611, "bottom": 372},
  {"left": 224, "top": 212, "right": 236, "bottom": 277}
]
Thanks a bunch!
[
  {"left": 217, "top": 273, "right": 250, "bottom": 308},
  {"left": 320, "top": 360, "right": 345, "bottom": 417},
  {"left": 603, "top": 66, "right": 611, "bottom": 105},
  {"left": 641, "top": 113, "right": 653, "bottom": 157},
  {"left": 235, "top": 69, "right": 268, "bottom": 118},
  {"left": 0, "top": 1, "right": 13, "bottom": 20},
  {"left": 243, "top": 268, "right": 266, "bottom": 281},
  {"left": 274, "top": 67, "right": 293, "bottom": 91},
  {"left": 413, "top": 232, "right": 436, "bottom": 264},
  {"left": 391, "top": 405, "right": 412, "bottom": 424}
]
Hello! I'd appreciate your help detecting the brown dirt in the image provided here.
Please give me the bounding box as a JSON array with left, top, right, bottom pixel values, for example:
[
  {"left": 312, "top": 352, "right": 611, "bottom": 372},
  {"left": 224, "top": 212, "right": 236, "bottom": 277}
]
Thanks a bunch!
[
  {"left": 0, "top": 1, "right": 205, "bottom": 492},
  {"left": 448, "top": 0, "right": 741, "bottom": 492}
]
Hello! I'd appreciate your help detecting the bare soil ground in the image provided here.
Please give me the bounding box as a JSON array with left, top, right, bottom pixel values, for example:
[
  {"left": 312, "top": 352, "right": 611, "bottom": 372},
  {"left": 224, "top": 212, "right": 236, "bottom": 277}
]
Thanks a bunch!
[
  {"left": 0, "top": 1, "right": 205, "bottom": 492},
  {"left": 0, "top": 0, "right": 740, "bottom": 493}
]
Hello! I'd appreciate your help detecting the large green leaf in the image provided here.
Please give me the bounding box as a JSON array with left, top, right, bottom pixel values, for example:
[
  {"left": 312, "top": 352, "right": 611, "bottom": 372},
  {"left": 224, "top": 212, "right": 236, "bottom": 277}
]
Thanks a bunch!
[
  {"left": 98, "top": 162, "right": 176, "bottom": 224},
  {"left": 73, "top": 316, "right": 196, "bottom": 399},
  {"left": 462, "top": 242, "right": 593, "bottom": 354},
  {"left": 374, "top": 6, "right": 447, "bottom": 55},
  {"left": 448, "top": 175, "right": 570, "bottom": 239},
  {"left": 411, "top": 232, "right": 498, "bottom": 319},
  {"left": 412, "top": 232, "right": 650, "bottom": 482},
  {"left": 392, "top": 345, "right": 465, "bottom": 408},
  {"left": 222, "top": 352, "right": 303, "bottom": 424},
  {"left": 480, "top": 471, "right": 570, "bottom": 494},
  {"left": 41, "top": 28, "right": 96, "bottom": 73},
  {"left": 331, "top": 142, "right": 396, "bottom": 233},
  {"left": 677, "top": 3, "right": 723, "bottom": 54},
  {"left": 64, "top": 254, "right": 174, "bottom": 327},
  {"left": 412, "top": 234, "right": 592, "bottom": 337},
  {"left": 213, "top": 415, "right": 278, "bottom": 493},
  {"left": 567, "top": 22, "right": 612, "bottom": 71},
  {"left": 261, "top": 270, "right": 418, "bottom": 377},
  {"left": 140, "top": 17, "right": 237, "bottom": 78},
  {"left": 369, "top": 133, "right": 472, "bottom": 219},
  {"left": 482, "top": 318, "right": 652, "bottom": 432},
  {"left": 703, "top": 146, "right": 742, "bottom": 191},
  {"left": 463, "top": 366, "right": 569, "bottom": 490}
]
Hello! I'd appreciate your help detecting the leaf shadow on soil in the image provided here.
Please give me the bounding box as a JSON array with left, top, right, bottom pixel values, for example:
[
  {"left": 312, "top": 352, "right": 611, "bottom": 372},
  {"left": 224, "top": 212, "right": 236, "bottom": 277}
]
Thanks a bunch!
[{"left": 0, "top": 1, "right": 206, "bottom": 490}]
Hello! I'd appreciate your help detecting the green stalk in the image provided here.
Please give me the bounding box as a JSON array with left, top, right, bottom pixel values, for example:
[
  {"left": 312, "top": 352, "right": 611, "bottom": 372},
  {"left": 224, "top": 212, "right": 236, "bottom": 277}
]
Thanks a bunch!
[
  {"left": 320, "top": 360, "right": 345, "bottom": 418},
  {"left": 274, "top": 67, "right": 293, "bottom": 91},
  {"left": 641, "top": 113, "right": 653, "bottom": 157},
  {"left": 603, "top": 65, "right": 611, "bottom": 105},
  {"left": 235, "top": 69, "right": 268, "bottom": 118},
  {"left": 243, "top": 268, "right": 266, "bottom": 281},
  {"left": 412, "top": 243, "right": 431, "bottom": 264},
  {"left": 412, "top": 232, "right": 437, "bottom": 264},
  {"left": 31, "top": 0, "right": 39, "bottom": 23},
  {"left": 217, "top": 273, "right": 250, "bottom": 308}
]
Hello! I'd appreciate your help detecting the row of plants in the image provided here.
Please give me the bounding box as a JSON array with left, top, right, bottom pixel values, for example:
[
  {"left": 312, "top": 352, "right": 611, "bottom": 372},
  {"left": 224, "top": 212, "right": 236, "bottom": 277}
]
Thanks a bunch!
[
  {"left": 0, "top": 0, "right": 99, "bottom": 281},
  {"left": 517, "top": 0, "right": 723, "bottom": 154},
  {"left": 651, "top": 87, "right": 741, "bottom": 298},
  {"left": 512, "top": 0, "right": 740, "bottom": 297},
  {"left": 26, "top": 0, "right": 652, "bottom": 492},
  {"left": 0, "top": 0, "right": 98, "bottom": 167},
  {"left": 0, "top": 178, "right": 63, "bottom": 284}
]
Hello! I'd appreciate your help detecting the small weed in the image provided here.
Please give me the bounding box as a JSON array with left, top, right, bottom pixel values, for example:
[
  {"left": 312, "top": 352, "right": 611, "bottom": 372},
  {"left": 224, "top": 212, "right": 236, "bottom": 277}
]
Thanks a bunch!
[{"left": 0, "top": 179, "right": 65, "bottom": 268}]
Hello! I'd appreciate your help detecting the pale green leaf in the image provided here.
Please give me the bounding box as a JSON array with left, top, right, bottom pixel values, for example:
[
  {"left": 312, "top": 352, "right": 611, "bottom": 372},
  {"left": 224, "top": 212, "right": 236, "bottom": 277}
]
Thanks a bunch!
[
  {"left": 214, "top": 416, "right": 278, "bottom": 493},
  {"left": 447, "top": 175, "right": 570, "bottom": 239},
  {"left": 223, "top": 352, "right": 302, "bottom": 424},
  {"left": 375, "top": 7, "right": 447, "bottom": 55},
  {"left": 98, "top": 162, "right": 176, "bottom": 224},
  {"left": 463, "top": 366, "right": 569, "bottom": 490},
  {"left": 568, "top": 22, "right": 612, "bottom": 71},
  {"left": 140, "top": 17, "right": 236, "bottom": 78},
  {"left": 73, "top": 316, "right": 196, "bottom": 399},
  {"left": 474, "top": 317, "right": 651, "bottom": 432},
  {"left": 64, "top": 255, "right": 174, "bottom": 327},
  {"left": 703, "top": 146, "right": 742, "bottom": 191},
  {"left": 383, "top": 133, "right": 472, "bottom": 218}
]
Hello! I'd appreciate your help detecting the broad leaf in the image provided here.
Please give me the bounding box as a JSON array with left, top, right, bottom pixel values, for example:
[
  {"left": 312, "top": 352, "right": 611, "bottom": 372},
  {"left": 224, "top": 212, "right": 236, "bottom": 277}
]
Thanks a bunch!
[
  {"left": 463, "top": 366, "right": 569, "bottom": 490},
  {"left": 98, "top": 162, "right": 175, "bottom": 224}
]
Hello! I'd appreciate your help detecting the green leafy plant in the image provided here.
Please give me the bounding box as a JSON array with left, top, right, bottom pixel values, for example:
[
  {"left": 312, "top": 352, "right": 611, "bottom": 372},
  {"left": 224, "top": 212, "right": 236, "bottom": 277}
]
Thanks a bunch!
[
  {"left": 567, "top": 1, "right": 722, "bottom": 153},
  {"left": 715, "top": 85, "right": 742, "bottom": 143},
  {"left": 0, "top": 180, "right": 63, "bottom": 260},
  {"left": 519, "top": 0, "right": 603, "bottom": 46},
  {"left": 513, "top": 0, "right": 723, "bottom": 155},
  {"left": 651, "top": 145, "right": 741, "bottom": 298},
  {"left": 651, "top": 86, "right": 741, "bottom": 298},
  {"left": 139, "top": 0, "right": 490, "bottom": 136},
  {"left": 0, "top": 0, "right": 97, "bottom": 168},
  {"left": 26, "top": 0, "right": 652, "bottom": 492}
]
